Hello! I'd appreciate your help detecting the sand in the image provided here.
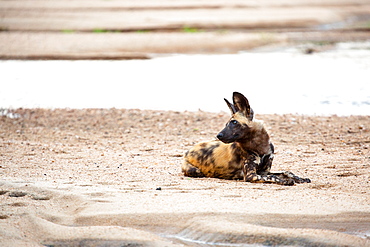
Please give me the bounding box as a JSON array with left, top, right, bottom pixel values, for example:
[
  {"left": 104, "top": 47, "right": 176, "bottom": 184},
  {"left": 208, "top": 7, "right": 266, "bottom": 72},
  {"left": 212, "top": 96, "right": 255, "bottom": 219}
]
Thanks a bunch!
[
  {"left": 1, "top": 108, "right": 369, "bottom": 246},
  {"left": 1, "top": 0, "right": 370, "bottom": 245}
]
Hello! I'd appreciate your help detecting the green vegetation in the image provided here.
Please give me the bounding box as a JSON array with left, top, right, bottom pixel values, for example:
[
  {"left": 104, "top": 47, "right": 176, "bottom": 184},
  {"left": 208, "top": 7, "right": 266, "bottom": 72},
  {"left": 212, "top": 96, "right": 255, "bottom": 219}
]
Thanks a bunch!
[
  {"left": 92, "top": 29, "right": 122, "bottom": 33},
  {"left": 93, "top": 29, "right": 109, "bottom": 33},
  {"left": 182, "top": 26, "right": 200, "bottom": 33},
  {"left": 59, "top": 27, "right": 207, "bottom": 34}
]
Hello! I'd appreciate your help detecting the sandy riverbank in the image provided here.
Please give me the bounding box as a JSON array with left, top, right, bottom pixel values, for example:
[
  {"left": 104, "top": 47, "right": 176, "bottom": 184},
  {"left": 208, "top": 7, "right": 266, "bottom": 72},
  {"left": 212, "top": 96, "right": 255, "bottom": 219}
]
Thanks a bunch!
[
  {"left": 1, "top": 0, "right": 370, "bottom": 59},
  {"left": 1, "top": 108, "right": 369, "bottom": 246}
]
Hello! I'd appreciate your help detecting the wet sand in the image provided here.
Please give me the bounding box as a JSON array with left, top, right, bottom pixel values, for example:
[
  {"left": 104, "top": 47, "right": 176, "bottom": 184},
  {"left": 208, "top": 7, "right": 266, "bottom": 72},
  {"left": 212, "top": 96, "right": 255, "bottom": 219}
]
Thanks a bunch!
[{"left": 1, "top": 109, "right": 369, "bottom": 246}]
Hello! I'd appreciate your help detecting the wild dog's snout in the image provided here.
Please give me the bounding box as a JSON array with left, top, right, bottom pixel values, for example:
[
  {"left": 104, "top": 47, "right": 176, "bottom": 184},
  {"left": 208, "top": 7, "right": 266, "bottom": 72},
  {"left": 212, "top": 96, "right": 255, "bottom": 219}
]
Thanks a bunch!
[
  {"left": 217, "top": 128, "right": 235, "bottom": 144},
  {"left": 216, "top": 132, "right": 224, "bottom": 141},
  {"left": 217, "top": 118, "right": 244, "bottom": 144}
]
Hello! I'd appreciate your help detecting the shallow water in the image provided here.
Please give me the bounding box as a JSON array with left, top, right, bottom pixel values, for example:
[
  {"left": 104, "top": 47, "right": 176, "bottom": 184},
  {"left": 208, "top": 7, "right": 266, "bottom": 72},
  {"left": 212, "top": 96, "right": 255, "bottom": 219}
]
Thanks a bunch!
[{"left": 1, "top": 42, "right": 370, "bottom": 116}]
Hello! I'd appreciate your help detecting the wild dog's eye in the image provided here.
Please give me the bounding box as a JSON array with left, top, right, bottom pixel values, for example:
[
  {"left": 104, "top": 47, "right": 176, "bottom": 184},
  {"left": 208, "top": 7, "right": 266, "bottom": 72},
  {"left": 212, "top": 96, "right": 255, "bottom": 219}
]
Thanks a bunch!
[{"left": 230, "top": 120, "right": 238, "bottom": 125}]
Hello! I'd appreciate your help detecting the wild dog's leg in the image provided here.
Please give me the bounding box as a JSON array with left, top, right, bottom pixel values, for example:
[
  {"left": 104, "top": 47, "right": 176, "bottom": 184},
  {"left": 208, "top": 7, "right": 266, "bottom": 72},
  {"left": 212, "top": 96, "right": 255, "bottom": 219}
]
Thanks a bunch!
[
  {"left": 272, "top": 171, "right": 311, "bottom": 183},
  {"left": 256, "top": 143, "right": 274, "bottom": 175},
  {"left": 244, "top": 152, "right": 294, "bottom": 186},
  {"left": 181, "top": 161, "right": 205, "bottom": 178},
  {"left": 256, "top": 144, "right": 310, "bottom": 183}
]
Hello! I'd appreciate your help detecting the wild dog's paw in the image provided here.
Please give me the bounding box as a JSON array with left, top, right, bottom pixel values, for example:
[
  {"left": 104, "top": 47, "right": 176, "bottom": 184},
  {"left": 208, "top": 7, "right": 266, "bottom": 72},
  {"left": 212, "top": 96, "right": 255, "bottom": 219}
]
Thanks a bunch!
[
  {"left": 183, "top": 165, "right": 205, "bottom": 178},
  {"left": 292, "top": 175, "right": 311, "bottom": 184},
  {"left": 282, "top": 171, "right": 311, "bottom": 184},
  {"left": 280, "top": 179, "right": 295, "bottom": 186}
]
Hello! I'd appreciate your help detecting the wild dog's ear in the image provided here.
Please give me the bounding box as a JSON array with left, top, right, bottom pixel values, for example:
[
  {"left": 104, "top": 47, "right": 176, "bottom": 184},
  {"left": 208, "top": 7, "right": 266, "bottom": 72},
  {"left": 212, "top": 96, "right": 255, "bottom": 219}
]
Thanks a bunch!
[
  {"left": 233, "top": 92, "right": 254, "bottom": 120},
  {"left": 248, "top": 107, "right": 254, "bottom": 121},
  {"left": 224, "top": 98, "right": 237, "bottom": 114}
]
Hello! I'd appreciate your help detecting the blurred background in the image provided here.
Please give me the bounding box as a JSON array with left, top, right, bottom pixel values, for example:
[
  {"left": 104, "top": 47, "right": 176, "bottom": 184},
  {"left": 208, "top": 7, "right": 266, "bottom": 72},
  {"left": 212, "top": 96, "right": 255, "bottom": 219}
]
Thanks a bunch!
[{"left": 1, "top": 0, "right": 370, "bottom": 115}]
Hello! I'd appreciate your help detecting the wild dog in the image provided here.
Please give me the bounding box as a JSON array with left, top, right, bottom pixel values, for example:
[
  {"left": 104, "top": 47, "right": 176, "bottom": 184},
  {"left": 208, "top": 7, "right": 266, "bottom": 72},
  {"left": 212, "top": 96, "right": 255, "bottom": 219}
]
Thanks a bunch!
[{"left": 182, "top": 92, "right": 311, "bottom": 185}]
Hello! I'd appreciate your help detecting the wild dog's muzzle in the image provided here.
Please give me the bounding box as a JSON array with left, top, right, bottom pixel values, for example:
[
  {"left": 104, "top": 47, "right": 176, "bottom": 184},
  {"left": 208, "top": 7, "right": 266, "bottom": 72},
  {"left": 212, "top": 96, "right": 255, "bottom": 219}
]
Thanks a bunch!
[{"left": 217, "top": 130, "right": 238, "bottom": 144}]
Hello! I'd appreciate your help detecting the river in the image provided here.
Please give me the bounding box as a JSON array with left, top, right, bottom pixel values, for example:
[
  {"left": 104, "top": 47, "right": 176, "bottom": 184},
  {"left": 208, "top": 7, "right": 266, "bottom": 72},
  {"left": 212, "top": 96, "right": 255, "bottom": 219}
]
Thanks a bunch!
[{"left": 1, "top": 42, "right": 369, "bottom": 116}]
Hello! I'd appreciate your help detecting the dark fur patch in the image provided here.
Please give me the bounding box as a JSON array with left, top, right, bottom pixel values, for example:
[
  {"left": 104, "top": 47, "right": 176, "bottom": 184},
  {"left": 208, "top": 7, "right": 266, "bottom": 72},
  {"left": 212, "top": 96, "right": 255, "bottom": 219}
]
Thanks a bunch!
[
  {"left": 228, "top": 143, "right": 242, "bottom": 167},
  {"left": 186, "top": 166, "right": 205, "bottom": 177},
  {"left": 199, "top": 142, "right": 207, "bottom": 147},
  {"left": 187, "top": 143, "right": 220, "bottom": 166},
  {"left": 198, "top": 143, "right": 219, "bottom": 165},
  {"left": 269, "top": 143, "right": 275, "bottom": 153}
]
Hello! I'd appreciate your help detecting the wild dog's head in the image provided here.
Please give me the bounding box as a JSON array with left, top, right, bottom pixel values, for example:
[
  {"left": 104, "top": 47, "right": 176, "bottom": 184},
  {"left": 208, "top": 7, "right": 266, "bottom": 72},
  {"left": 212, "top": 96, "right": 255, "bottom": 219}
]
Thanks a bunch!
[{"left": 217, "top": 92, "right": 255, "bottom": 144}]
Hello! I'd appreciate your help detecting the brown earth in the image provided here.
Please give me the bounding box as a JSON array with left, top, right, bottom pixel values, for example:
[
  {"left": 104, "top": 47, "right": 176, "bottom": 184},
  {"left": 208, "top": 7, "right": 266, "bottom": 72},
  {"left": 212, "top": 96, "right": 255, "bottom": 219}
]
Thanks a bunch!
[{"left": 1, "top": 108, "right": 369, "bottom": 246}]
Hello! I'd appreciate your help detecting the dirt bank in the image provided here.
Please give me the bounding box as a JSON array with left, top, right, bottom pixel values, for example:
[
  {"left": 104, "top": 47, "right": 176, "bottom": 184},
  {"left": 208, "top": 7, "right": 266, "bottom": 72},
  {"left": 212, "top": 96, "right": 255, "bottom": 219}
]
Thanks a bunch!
[{"left": 1, "top": 0, "right": 370, "bottom": 59}]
